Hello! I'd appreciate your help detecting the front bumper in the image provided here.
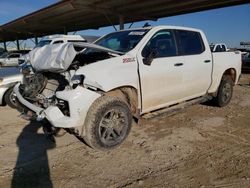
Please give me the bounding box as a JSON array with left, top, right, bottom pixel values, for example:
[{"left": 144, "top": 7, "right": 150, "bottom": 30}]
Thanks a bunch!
[{"left": 14, "top": 83, "right": 101, "bottom": 128}]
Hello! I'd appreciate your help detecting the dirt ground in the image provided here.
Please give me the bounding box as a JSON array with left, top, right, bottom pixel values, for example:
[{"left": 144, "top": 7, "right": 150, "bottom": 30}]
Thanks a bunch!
[{"left": 0, "top": 74, "right": 250, "bottom": 188}]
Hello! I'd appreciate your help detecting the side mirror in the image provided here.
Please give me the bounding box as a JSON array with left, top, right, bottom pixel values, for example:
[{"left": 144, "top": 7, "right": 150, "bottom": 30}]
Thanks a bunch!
[{"left": 143, "top": 48, "right": 158, "bottom": 66}]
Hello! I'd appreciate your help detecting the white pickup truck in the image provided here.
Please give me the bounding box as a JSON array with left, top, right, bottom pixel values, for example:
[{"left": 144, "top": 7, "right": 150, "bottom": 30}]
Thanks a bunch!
[{"left": 14, "top": 26, "right": 241, "bottom": 150}]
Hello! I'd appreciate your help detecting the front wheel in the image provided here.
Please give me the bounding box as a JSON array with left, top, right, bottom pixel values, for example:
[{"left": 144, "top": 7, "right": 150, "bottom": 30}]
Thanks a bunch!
[
  {"left": 213, "top": 76, "right": 233, "bottom": 107},
  {"left": 82, "top": 96, "right": 132, "bottom": 150}
]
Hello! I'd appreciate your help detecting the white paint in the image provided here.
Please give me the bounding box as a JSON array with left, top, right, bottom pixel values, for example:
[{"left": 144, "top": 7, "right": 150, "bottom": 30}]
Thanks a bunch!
[
  {"left": 208, "top": 51, "right": 241, "bottom": 93},
  {"left": 0, "top": 87, "right": 8, "bottom": 105},
  {"left": 47, "top": 86, "right": 101, "bottom": 128},
  {"left": 15, "top": 25, "right": 242, "bottom": 128}
]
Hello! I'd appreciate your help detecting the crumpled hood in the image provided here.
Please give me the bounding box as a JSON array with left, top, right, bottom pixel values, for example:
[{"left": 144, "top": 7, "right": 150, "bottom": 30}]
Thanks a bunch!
[
  {"left": 26, "top": 42, "right": 124, "bottom": 73},
  {"left": 75, "top": 54, "right": 138, "bottom": 91}
]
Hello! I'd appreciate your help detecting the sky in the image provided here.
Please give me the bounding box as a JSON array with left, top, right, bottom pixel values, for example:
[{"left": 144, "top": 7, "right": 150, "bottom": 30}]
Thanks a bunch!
[{"left": 0, "top": 0, "right": 249, "bottom": 48}]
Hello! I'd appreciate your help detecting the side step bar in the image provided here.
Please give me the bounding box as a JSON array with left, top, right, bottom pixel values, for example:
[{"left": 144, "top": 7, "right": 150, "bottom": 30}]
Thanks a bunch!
[{"left": 143, "top": 95, "right": 212, "bottom": 119}]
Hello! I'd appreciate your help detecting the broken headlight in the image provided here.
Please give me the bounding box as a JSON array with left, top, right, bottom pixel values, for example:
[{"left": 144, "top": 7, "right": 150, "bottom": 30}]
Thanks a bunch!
[{"left": 71, "top": 75, "right": 84, "bottom": 88}]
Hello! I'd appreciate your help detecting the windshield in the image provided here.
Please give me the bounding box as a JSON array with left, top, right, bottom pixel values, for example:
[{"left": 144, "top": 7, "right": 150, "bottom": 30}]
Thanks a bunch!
[
  {"left": 93, "top": 29, "right": 150, "bottom": 53},
  {"left": 0, "top": 52, "right": 8, "bottom": 58},
  {"left": 35, "top": 40, "right": 52, "bottom": 48}
]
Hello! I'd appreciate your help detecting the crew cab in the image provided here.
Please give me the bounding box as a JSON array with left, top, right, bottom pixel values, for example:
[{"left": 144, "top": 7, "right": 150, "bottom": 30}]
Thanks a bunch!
[{"left": 14, "top": 26, "right": 241, "bottom": 150}]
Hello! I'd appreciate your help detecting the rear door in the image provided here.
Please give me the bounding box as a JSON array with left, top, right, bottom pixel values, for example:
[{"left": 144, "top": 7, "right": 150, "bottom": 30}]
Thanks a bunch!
[{"left": 175, "top": 30, "right": 212, "bottom": 98}]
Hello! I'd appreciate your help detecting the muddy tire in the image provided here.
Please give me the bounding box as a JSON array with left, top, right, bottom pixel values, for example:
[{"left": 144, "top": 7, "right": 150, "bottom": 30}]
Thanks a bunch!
[
  {"left": 4, "top": 87, "right": 21, "bottom": 110},
  {"left": 214, "top": 76, "right": 233, "bottom": 107},
  {"left": 82, "top": 96, "right": 132, "bottom": 150}
]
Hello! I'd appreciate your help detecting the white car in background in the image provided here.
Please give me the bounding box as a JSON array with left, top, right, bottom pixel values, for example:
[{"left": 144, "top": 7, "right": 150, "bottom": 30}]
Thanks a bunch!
[
  {"left": 210, "top": 43, "right": 229, "bottom": 52},
  {"left": 34, "top": 35, "right": 86, "bottom": 48},
  {"left": 0, "top": 67, "right": 22, "bottom": 109},
  {"left": 0, "top": 50, "right": 30, "bottom": 67},
  {"left": 18, "top": 35, "right": 90, "bottom": 65}
]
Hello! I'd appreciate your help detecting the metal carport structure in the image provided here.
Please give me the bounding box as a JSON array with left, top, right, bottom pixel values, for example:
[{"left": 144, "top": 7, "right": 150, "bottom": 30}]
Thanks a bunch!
[{"left": 0, "top": 0, "right": 249, "bottom": 50}]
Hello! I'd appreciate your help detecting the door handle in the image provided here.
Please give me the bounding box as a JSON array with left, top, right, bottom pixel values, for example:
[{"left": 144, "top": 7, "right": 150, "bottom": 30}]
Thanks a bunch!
[
  {"left": 204, "top": 60, "right": 211, "bottom": 63},
  {"left": 174, "top": 63, "right": 183, "bottom": 66}
]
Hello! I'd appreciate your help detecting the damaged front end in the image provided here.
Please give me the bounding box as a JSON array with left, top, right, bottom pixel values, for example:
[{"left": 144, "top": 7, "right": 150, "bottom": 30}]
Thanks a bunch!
[{"left": 14, "top": 42, "right": 123, "bottom": 130}]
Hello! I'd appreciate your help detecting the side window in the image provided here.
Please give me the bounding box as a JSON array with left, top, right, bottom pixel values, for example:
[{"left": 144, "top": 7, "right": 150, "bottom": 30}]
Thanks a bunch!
[
  {"left": 8, "top": 54, "right": 20, "bottom": 58},
  {"left": 53, "top": 40, "right": 64, "bottom": 44},
  {"left": 142, "top": 30, "right": 177, "bottom": 58},
  {"left": 176, "top": 30, "right": 205, "bottom": 55}
]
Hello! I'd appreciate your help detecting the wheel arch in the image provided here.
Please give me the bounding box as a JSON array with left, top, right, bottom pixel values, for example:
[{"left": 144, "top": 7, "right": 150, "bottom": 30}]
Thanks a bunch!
[
  {"left": 222, "top": 68, "right": 237, "bottom": 84},
  {"left": 208, "top": 67, "right": 238, "bottom": 96},
  {"left": 105, "top": 85, "right": 140, "bottom": 120},
  {"left": 209, "top": 68, "right": 237, "bottom": 97}
]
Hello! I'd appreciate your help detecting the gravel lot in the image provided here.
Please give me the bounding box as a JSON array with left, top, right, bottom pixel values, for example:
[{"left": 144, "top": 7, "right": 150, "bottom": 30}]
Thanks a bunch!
[{"left": 0, "top": 74, "right": 249, "bottom": 188}]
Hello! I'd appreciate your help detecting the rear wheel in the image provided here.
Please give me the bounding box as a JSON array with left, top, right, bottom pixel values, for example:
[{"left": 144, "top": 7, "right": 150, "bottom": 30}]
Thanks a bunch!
[
  {"left": 213, "top": 76, "right": 233, "bottom": 107},
  {"left": 82, "top": 96, "right": 132, "bottom": 150}
]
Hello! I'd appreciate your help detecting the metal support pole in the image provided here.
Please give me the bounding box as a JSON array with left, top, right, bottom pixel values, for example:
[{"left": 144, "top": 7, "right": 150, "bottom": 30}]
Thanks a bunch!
[
  {"left": 64, "top": 27, "right": 67, "bottom": 35},
  {"left": 3, "top": 42, "right": 7, "bottom": 51},
  {"left": 119, "top": 15, "right": 124, "bottom": 30},
  {"left": 16, "top": 39, "right": 20, "bottom": 50},
  {"left": 35, "top": 37, "right": 38, "bottom": 45},
  {"left": 104, "top": 14, "right": 117, "bottom": 31}
]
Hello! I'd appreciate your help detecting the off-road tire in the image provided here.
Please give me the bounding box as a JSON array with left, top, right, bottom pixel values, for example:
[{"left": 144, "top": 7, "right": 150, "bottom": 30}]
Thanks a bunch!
[
  {"left": 214, "top": 75, "right": 233, "bottom": 107},
  {"left": 4, "top": 87, "right": 21, "bottom": 110},
  {"left": 82, "top": 96, "right": 132, "bottom": 150}
]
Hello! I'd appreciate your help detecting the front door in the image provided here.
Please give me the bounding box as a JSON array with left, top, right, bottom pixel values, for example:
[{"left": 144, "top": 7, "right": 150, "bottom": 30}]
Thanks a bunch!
[{"left": 138, "top": 30, "right": 186, "bottom": 113}]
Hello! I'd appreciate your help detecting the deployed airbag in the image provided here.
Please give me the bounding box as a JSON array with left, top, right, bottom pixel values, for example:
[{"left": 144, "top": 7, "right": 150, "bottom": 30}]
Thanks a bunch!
[
  {"left": 27, "top": 42, "right": 124, "bottom": 73},
  {"left": 29, "top": 43, "right": 77, "bottom": 73}
]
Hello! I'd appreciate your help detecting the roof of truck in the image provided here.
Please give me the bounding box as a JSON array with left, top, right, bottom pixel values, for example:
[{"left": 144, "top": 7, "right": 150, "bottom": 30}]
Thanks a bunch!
[{"left": 105, "top": 25, "right": 203, "bottom": 33}]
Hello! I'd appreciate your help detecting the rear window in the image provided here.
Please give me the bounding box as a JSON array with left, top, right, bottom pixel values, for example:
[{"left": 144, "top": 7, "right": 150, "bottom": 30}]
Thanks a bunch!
[
  {"left": 53, "top": 40, "right": 64, "bottom": 44},
  {"left": 215, "top": 45, "right": 222, "bottom": 52},
  {"left": 35, "top": 40, "right": 52, "bottom": 48},
  {"left": 221, "top": 45, "right": 226, "bottom": 51},
  {"left": 176, "top": 30, "right": 205, "bottom": 55},
  {"left": 8, "top": 53, "right": 20, "bottom": 58}
]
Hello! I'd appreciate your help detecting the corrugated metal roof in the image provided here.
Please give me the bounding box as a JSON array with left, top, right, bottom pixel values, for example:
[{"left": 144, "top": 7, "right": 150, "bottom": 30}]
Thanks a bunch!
[{"left": 0, "top": 0, "right": 249, "bottom": 42}]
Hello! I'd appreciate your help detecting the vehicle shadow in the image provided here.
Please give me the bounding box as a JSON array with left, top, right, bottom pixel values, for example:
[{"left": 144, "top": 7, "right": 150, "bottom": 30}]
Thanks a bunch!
[{"left": 11, "top": 121, "right": 56, "bottom": 188}]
